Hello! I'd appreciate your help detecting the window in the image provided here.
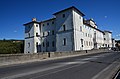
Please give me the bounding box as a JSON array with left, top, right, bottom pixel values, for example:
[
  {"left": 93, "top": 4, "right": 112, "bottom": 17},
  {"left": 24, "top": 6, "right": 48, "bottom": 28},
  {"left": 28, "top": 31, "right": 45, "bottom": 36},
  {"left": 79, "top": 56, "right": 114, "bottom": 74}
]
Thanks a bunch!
[
  {"left": 81, "top": 39, "right": 83, "bottom": 47},
  {"left": 52, "top": 21, "right": 54, "bottom": 24},
  {"left": 63, "top": 38, "right": 66, "bottom": 46},
  {"left": 28, "top": 43, "right": 30, "bottom": 48},
  {"left": 47, "top": 23, "right": 49, "bottom": 25},
  {"left": 46, "top": 41, "right": 49, "bottom": 47},
  {"left": 48, "top": 32, "right": 49, "bottom": 36},
  {"left": 79, "top": 16, "right": 81, "bottom": 19},
  {"left": 86, "top": 41, "right": 88, "bottom": 46},
  {"left": 84, "top": 41, "right": 86, "bottom": 46},
  {"left": 36, "top": 42, "right": 38, "bottom": 46},
  {"left": 63, "top": 14, "right": 65, "bottom": 18},
  {"left": 28, "top": 33, "right": 30, "bottom": 37},
  {"left": 43, "top": 32, "right": 44, "bottom": 36},
  {"left": 52, "top": 41, "right": 55, "bottom": 47},
  {"left": 52, "top": 30, "right": 54, "bottom": 35},
  {"left": 43, "top": 42, "right": 45, "bottom": 47},
  {"left": 104, "top": 38, "right": 106, "bottom": 40},
  {"left": 36, "top": 33, "right": 38, "bottom": 37},
  {"left": 86, "top": 33, "right": 87, "bottom": 37},
  {"left": 89, "top": 42, "right": 91, "bottom": 46},
  {"left": 36, "top": 25, "right": 38, "bottom": 27},
  {"left": 80, "top": 26, "right": 82, "bottom": 32},
  {"left": 88, "top": 34, "right": 89, "bottom": 37},
  {"left": 63, "top": 25, "right": 66, "bottom": 31}
]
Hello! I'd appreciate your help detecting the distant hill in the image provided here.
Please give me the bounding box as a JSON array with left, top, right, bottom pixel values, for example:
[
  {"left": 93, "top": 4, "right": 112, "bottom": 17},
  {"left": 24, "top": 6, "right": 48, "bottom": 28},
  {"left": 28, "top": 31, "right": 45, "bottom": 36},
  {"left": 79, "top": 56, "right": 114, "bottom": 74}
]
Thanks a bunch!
[{"left": 0, "top": 40, "right": 24, "bottom": 54}]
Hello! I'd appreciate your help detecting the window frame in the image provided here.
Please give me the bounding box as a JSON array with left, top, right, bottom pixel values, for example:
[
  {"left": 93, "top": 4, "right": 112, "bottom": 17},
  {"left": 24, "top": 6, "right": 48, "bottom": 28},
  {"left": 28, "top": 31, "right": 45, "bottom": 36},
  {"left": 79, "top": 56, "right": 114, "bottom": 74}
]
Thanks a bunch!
[{"left": 63, "top": 38, "right": 66, "bottom": 46}]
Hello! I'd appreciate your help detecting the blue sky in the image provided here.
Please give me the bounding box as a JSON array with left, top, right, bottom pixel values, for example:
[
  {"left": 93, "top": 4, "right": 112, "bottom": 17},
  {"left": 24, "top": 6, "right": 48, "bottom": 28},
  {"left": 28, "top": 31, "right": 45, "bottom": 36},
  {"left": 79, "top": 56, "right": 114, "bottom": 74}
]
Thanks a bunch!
[{"left": 0, "top": 0, "right": 120, "bottom": 40}]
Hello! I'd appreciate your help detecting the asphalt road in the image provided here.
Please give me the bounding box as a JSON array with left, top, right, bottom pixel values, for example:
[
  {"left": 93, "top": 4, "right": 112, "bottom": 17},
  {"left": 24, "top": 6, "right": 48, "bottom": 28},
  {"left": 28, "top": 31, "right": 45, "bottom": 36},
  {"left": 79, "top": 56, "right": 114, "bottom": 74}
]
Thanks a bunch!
[{"left": 0, "top": 52, "right": 120, "bottom": 79}]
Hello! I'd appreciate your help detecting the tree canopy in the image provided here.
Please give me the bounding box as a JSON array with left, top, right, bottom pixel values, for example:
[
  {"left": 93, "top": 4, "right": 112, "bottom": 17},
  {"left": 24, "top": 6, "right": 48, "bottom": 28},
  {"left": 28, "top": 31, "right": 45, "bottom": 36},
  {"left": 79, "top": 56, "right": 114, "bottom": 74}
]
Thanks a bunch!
[{"left": 0, "top": 40, "right": 24, "bottom": 54}]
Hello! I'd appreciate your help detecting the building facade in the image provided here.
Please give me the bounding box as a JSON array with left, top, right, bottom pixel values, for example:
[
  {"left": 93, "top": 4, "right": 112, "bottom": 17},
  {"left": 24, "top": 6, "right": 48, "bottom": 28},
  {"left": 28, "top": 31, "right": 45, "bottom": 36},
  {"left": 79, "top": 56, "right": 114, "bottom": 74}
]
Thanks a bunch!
[{"left": 24, "top": 6, "right": 114, "bottom": 54}]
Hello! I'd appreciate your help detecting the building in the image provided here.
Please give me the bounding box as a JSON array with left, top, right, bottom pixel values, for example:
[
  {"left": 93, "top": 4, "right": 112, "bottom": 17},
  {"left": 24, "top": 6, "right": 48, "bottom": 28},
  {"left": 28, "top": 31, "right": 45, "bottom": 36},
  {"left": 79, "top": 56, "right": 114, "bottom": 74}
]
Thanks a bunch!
[{"left": 24, "top": 6, "right": 114, "bottom": 54}]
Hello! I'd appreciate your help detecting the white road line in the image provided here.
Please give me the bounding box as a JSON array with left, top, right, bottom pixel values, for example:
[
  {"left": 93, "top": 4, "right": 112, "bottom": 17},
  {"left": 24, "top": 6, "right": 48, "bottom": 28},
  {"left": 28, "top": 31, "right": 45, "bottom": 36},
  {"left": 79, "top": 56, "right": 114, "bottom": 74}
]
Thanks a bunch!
[
  {"left": 1, "top": 61, "right": 87, "bottom": 79},
  {"left": 30, "top": 63, "right": 84, "bottom": 79},
  {"left": 81, "top": 58, "right": 97, "bottom": 60},
  {"left": 60, "top": 61, "right": 87, "bottom": 65},
  {"left": 91, "top": 61, "right": 118, "bottom": 79},
  {"left": 1, "top": 64, "right": 66, "bottom": 79}
]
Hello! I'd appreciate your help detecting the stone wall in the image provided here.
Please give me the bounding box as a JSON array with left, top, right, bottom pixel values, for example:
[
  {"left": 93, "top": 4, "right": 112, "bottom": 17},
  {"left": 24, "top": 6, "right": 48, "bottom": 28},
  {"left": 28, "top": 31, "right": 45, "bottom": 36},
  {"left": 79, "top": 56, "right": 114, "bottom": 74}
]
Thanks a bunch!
[{"left": 0, "top": 49, "right": 110, "bottom": 66}]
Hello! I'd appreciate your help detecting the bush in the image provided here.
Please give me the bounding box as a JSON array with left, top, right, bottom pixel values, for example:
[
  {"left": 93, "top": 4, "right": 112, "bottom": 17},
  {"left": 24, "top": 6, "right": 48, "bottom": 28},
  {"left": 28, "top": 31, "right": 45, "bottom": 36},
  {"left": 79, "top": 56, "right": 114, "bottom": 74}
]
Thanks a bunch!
[{"left": 0, "top": 40, "right": 24, "bottom": 54}]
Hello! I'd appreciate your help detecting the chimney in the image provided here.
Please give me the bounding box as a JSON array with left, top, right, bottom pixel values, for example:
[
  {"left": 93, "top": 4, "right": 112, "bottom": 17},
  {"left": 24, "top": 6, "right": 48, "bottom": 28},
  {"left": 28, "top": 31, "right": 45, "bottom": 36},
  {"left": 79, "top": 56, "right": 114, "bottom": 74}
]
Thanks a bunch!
[{"left": 32, "top": 18, "right": 37, "bottom": 22}]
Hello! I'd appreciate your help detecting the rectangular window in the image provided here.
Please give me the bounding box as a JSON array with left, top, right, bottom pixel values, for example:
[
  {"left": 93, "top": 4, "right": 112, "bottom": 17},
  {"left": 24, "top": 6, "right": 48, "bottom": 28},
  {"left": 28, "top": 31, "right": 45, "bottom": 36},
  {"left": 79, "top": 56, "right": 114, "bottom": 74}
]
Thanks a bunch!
[
  {"left": 80, "top": 26, "right": 82, "bottom": 32},
  {"left": 36, "top": 42, "right": 38, "bottom": 46},
  {"left": 36, "top": 33, "right": 38, "bottom": 37},
  {"left": 79, "top": 16, "right": 81, "bottom": 19},
  {"left": 43, "top": 32, "right": 44, "bottom": 37},
  {"left": 43, "top": 42, "right": 45, "bottom": 47},
  {"left": 47, "top": 23, "right": 49, "bottom": 25},
  {"left": 52, "top": 41, "right": 54, "bottom": 47},
  {"left": 86, "top": 41, "right": 88, "bottom": 46},
  {"left": 52, "top": 30, "right": 54, "bottom": 35},
  {"left": 52, "top": 21, "right": 54, "bottom": 24},
  {"left": 48, "top": 32, "right": 49, "bottom": 36},
  {"left": 63, "top": 14, "right": 65, "bottom": 18},
  {"left": 88, "top": 34, "right": 89, "bottom": 37},
  {"left": 81, "top": 39, "right": 83, "bottom": 47},
  {"left": 28, "top": 33, "right": 30, "bottom": 37},
  {"left": 63, "top": 38, "right": 66, "bottom": 46},
  {"left": 89, "top": 42, "right": 90, "bottom": 46},
  {"left": 46, "top": 41, "right": 49, "bottom": 47},
  {"left": 43, "top": 24, "right": 44, "bottom": 26},
  {"left": 63, "top": 25, "right": 66, "bottom": 31},
  {"left": 86, "top": 33, "right": 87, "bottom": 37},
  {"left": 28, "top": 43, "right": 30, "bottom": 48}
]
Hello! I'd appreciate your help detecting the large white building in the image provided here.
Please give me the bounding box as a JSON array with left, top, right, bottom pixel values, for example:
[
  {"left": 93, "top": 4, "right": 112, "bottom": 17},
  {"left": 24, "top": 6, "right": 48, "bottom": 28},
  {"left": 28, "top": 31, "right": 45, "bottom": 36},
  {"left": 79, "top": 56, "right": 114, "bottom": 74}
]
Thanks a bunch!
[{"left": 24, "top": 6, "right": 113, "bottom": 54}]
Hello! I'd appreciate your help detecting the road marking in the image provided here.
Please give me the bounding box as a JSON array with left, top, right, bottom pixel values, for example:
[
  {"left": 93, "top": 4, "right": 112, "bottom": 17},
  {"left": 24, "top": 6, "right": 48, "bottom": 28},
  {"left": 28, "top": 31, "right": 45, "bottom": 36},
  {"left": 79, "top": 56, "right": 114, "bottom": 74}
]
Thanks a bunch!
[
  {"left": 60, "top": 61, "right": 87, "bottom": 65},
  {"left": 91, "top": 61, "right": 119, "bottom": 79},
  {"left": 1, "top": 61, "right": 86, "bottom": 79},
  {"left": 81, "top": 57, "right": 97, "bottom": 60},
  {"left": 1, "top": 64, "right": 66, "bottom": 79},
  {"left": 30, "top": 64, "right": 84, "bottom": 79}
]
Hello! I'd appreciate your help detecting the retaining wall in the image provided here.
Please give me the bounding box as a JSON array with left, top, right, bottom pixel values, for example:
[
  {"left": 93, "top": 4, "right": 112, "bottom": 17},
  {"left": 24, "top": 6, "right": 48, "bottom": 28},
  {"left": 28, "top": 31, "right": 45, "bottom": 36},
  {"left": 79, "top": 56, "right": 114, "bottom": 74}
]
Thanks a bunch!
[{"left": 0, "top": 49, "right": 110, "bottom": 66}]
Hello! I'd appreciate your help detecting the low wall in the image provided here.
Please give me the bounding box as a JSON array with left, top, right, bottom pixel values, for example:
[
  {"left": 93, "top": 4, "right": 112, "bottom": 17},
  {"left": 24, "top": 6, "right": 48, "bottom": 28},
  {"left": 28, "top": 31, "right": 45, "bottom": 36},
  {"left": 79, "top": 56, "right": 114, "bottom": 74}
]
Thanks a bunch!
[{"left": 0, "top": 49, "right": 110, "bottom": 66}]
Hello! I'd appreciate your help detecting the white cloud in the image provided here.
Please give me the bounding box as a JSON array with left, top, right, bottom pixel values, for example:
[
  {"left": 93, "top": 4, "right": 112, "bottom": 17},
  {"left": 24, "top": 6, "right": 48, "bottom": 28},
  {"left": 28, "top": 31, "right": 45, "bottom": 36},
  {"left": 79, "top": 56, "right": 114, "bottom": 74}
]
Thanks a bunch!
[
  {"left": 116, "top": 34, "right": 120, "bottom": 37},
  {"left": 104, "top": 16, "right": 107, "bottom": 18},
  {"left": 14, "top": 30, "right": 17, "bottom": 32}
]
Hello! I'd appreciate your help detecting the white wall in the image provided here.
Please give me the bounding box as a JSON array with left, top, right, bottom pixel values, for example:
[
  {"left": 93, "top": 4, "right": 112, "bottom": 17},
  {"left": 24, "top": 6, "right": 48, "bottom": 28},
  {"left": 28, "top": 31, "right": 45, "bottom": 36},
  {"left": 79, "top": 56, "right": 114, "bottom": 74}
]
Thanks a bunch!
[
  {"left": 55, "top": 9, "right": 74, "bottom": 52},
  {"left": 40, "top": 19, "right": 56, "bottom": 52},
  {"left": 103, "top": 32, "right": 112, "bottom": 47}
]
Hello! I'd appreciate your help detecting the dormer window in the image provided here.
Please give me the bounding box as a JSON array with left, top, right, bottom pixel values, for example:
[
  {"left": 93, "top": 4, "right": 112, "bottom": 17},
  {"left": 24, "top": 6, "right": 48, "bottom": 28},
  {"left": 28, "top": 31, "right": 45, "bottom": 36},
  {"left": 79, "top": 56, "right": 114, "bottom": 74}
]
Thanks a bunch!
[{"left": 63, "top": 14, "right": 65, "bottom": 18}]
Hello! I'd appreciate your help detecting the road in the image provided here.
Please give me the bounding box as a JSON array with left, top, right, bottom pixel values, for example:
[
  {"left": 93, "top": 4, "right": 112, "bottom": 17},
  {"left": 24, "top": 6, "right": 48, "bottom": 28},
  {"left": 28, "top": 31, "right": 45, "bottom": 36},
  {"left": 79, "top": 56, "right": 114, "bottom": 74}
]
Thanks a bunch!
[{"left": 0, "top": 52, "right": 120, "bottom": 79}]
